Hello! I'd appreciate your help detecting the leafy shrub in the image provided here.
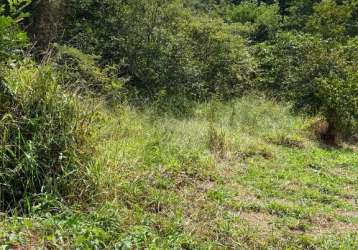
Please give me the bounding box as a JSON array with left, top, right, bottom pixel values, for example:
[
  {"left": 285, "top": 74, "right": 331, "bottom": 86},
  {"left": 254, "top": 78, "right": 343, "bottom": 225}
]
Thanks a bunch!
[
  {"left": 54, "top": 45, "right": 126, "bottom": 101},
  {"left": 63, "top": 0, "right": 256, "bottom": 99},
  {"left": 229, "top": 0, "right": 281, "bottom": 41},
  {"left": 0, "top": 61, "right": 92, "bottom": 211},
  {"left": 183, "top": 0, "right": 229, "bottom": 14},
  {"left": 305, "top": 0, "right": 353, "bottom": 40},
  {"left": 259, "top": 32, "right": 358, "bottom": 142},
  {"left": 284, "top": 0, "right": 318, "bottom": 30},
  {"left": 182, "top": 16, "right": 256, "bottom": 98},
  {"left": 0, "top": 3, "right": 28, "bottom": 62}
]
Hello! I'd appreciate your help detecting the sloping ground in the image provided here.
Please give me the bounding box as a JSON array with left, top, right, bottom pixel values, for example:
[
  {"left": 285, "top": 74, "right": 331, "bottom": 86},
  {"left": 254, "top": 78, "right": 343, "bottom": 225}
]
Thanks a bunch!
[{"left": 1, "top": 96, "right": 357, "bottom": 249}]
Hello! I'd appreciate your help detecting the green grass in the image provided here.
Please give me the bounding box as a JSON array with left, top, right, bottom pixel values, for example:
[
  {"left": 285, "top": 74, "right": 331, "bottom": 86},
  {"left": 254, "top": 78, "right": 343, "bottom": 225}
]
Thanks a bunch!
[
  {"left": 1, "top": 95, "right": 357, "bottom": 249},
  {"left": 0, "top": 62, "right": 92, "bottom": 212}
]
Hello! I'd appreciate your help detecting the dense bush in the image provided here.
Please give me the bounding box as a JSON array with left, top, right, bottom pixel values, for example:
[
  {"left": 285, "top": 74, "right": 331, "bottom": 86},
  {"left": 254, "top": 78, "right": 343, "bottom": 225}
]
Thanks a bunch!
[
  {"left": 54, "top": 45, "right": 125, "bottom": 101},
  {"left": 258, "top": 32, "right": 357, "bottom": 142},
  {"left": 63, "top": 0, "right": 256, "bottom": 99},
  {"left": 305, "top": 0, "right": 354, "bottom": 40},
  {"left": 181, "top": 16, "right": 256, "bottom": 98},
  {"left": 0, "top": 3, "right": 28, "bottom": 62},
  {"left": 0, "top": 61, "right": 91, "bottom": 211},
  {"left": 52, "top": 0, "right": 358, "bottom": 142},
  {"left": 228, "top": 0, "right": 281, "bottom": 41}
]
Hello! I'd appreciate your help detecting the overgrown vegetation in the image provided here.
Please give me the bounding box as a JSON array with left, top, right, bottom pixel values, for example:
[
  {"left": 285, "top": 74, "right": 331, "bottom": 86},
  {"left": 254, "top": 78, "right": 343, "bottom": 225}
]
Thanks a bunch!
[
  {"left": 0, "top": 0, "right": 357, "bottom": 248},
  {"left": 1, "top": 96, "right": 357, "bottom": 248},
  {"left": 0, "top": 61, "right": 93, "bottom": 212},
  {"left": 259, "top": 32, "right": 358, "bottom": 142}
]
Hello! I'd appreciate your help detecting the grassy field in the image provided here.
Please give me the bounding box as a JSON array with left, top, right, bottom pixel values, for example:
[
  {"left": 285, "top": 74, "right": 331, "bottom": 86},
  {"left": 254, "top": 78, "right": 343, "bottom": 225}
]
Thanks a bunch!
[{"left": 1, "top": 96, "right": 357, "bottom": 249}]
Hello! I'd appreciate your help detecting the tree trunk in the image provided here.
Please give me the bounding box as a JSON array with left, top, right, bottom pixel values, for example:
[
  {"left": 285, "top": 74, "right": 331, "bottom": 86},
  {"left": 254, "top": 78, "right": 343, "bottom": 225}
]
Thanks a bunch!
[
  {"left": 322, "top": 111, "right": 339, "bottom": 146},
  {"left": 28, "top": 0, "right": 65, "bottom": 52}
]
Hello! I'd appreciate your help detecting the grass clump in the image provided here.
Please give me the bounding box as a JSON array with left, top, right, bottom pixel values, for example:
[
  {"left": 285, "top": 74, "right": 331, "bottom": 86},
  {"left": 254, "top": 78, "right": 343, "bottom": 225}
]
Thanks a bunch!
[{"left": 0, "top": 61, "right": 92, "bottom": 212}]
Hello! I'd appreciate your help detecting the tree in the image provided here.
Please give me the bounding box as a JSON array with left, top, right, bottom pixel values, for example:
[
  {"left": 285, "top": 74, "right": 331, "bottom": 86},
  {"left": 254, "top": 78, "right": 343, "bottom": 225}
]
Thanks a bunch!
[
  {"left": 228, "top": 0, "right": 281, "bottom": 41},
  {"left": 28, "top": 0, "right": 65, "bottom": 51},
  {"left": 305, "top": 0, "right": 353, "bottom": 40},
  {"left": 260, "top": 32, "right": 357, "bottom": 143},
  {"left": 62, "top": 0, "right": 256, "bottom": 99}
]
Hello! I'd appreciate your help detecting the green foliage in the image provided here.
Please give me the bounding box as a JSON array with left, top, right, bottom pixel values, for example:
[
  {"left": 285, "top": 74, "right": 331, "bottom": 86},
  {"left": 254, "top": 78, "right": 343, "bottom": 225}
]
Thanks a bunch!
[
  {"left": 229, "top": 0, "right": 281, "bottom": 41},
  {"left": 54, "top": 45, "right": 125, "bottom": 101},
  {"left": 63, "top": 0, "right": 256, "bottom": 99},
  {"left": 259, "top": 32, "right": 358, "bottom": 137},
  {"left": 284, "top": 0, "right": 358, "bottom": 37},
  {"left": 180, "top": 16, "right": 256, "bottom": 98},
  {"left": 0, "top": 3, "right": 28, "bottom": 61},
  {"left": 284, "top": 0, "right": 318, "bottom": 29},
  {"left": 1, "top": 0, "right": 358, "bottom": 248},
  {"left": 6, "top": 0, "right": 32, "bottom": 21},
  {"left": 183, "top": 0, "right": 230, "bottom": 14},
  {"left": 305, "top": 0, "right": 353, "bottom": 40},
  {"left": 117, "top": 0, "right": 189, "bottom": 94},
  {"left": 0, "top": 61, "right": 92, "bottom": 211}
]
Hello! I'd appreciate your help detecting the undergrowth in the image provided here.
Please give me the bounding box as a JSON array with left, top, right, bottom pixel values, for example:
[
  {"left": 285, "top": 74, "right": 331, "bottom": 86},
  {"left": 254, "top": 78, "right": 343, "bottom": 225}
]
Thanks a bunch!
[
  {"left": 0, "top": 61, "right": 93, "bottom": 212},
  {"left": 1, "top": 95, "right": 356, "bottom": 248}
]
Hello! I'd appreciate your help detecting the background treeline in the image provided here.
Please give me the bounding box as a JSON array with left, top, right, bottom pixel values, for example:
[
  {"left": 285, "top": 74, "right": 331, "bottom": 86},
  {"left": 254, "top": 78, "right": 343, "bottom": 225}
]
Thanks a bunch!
[
  {"left": 36, "top": 0, "right": 358, "bottom": 137},
  {"left": 0, "top": 0, "right": 357, "bottom": 211}
]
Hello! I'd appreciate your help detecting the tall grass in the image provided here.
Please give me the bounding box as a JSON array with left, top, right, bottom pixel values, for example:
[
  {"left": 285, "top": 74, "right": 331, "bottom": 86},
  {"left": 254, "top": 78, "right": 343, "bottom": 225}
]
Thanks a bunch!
[
  {"left": 1, "top": 93, "right": 356, "bottom": 248},
  {"left": 0, "top": 61, "right": 92, "bottom": 212},
  {"left": 91, "top": 94, "right": 307, "bottom": 204}
]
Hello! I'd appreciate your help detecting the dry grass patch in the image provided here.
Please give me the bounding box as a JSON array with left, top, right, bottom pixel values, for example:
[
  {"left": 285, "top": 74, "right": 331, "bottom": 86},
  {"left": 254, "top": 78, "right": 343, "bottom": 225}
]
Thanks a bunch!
[
  {"left": 239, "top": 211, "right": 276, "bottom": 234},
  {"left": 307, "top": 214, "right": 358, "bottom": 236}
]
